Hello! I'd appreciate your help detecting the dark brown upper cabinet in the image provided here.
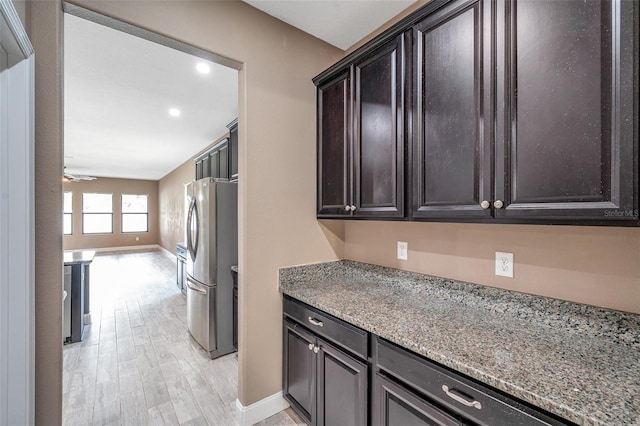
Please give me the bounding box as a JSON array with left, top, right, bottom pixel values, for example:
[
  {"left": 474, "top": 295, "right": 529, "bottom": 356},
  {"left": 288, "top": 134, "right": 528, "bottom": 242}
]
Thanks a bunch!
[
  {"left": 227, "top": 118, "right": 239, "bottom": 181},
  {"left": 317, "top": 71, "right": 352, "bottom": 216},
  {"left": 195, "top": 138, "right": 228, "bottom": 180},
  {"left": 353, "top": 36, "right": 405, "bottom": 218},
  {"left": 412, "top": 0, "right": 492, "bottom": 219},
  {"left": 317, "top": 35, "right": 405, "bottom": 218},
  {"left": 494, "top": 0, "right": 638, "bottom": 222},
  {"left": 314, "top": 0, "right": 638, "bottom": 225},
  {"left": 195, "top": 117, "right": 239, "bottom": 181}
]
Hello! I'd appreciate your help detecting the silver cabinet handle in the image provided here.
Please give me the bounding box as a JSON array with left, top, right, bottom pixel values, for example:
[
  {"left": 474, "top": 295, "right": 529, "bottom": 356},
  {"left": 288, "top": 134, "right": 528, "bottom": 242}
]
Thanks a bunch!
[
  {"left": 351, "top": 205, "right": 357, "bottom": 211},
  {"left": 308, "top": 343, "right": 314, "bottom": 351},
  {"left": 480, "top": 200, "right": 490, "bottom": 209},
  {"left": 308, "top": 317, "right": 324, "bottom": 327},
  {"left": 442, "top": 385, "right": 482, "bottom": 410},
  {"left": 313, "top": 346, "right": 319, "bottom": 353},
  {"left": 494, "top": 200, "right": 504, "bottom": 209},
  {"left": 345, "top": 205, "right": 352, "bottom": 211}
]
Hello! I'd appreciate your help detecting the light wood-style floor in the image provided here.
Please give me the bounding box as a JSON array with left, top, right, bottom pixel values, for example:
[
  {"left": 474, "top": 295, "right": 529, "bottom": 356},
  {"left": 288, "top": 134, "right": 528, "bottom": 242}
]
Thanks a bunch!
[{"left": 63, "top": 250, "right": 304, "bottom": 426}]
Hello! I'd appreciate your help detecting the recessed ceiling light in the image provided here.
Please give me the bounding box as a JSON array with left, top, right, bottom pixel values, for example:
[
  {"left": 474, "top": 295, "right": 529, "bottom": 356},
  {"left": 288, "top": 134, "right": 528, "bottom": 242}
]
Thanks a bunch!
[
  {"left": 196, "top": 63, "right": 211, "bottom": 74},
  {"left": 169, "top": 108, "right": 181, "bottom": 117}
]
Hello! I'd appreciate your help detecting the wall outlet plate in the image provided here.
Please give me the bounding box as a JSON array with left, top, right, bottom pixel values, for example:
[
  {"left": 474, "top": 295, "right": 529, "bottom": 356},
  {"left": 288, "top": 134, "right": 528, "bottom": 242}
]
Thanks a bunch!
[
  {"left": 397, "top": 241, "right": 408, "bottom": 260},
  {"left": 495, "top": 252, "right": 514, "bottom": 278}
]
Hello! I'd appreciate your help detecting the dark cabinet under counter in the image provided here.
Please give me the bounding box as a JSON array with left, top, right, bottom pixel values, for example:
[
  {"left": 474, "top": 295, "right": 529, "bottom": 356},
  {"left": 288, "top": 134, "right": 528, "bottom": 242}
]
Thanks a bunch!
[
  {"left": 176, "top": 244, "right": 187, "bottom": 294},
  {"left": 231, "top": 265, "right": 238, "bottom": 350},
  {"left": 282, "top": 294, "right": 574, "bottom": 426},
  {"left": 373, "top": 337, "right": 571, "bottom": 426},
  {"left": 283, "top": 296, "right": 368, "bottom": 426}
]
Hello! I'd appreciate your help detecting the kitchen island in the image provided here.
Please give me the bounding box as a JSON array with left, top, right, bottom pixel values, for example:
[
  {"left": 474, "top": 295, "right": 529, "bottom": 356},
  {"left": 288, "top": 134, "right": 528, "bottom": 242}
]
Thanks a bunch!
[
  {"left": 279, "top": 260, "right": 640, "bottom": 426},
  {"left": 63, "top": 250, "right": 95, "bottom": 343}
]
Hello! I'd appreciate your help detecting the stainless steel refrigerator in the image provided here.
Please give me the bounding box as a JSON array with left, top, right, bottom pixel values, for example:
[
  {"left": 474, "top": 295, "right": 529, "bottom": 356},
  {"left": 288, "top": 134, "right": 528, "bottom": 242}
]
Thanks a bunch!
[{"left": 185, "top": 178, "right": 237, "bottom": 359}]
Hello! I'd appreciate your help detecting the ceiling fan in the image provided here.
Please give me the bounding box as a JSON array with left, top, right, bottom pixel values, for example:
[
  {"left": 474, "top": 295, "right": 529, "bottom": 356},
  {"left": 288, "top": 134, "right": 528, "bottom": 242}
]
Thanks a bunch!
[{"left": 63, "top": 167, "right": 97, "bottom": 182}]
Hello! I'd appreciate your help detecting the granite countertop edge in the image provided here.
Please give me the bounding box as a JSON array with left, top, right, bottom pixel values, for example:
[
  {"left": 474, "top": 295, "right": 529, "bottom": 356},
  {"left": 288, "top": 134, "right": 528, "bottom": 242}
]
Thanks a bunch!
[{"left": 279, "top": 260, "right": 640, "bottom": 426}]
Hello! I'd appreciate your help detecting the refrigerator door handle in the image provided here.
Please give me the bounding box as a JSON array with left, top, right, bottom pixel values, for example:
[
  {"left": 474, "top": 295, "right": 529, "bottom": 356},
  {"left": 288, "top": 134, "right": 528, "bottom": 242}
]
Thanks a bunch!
[
  {"left": 186, "top": 198, "right": 199, "bottom": 260},
  {"left": 186, "top": 278, "right": 208, "bottom": 295}
]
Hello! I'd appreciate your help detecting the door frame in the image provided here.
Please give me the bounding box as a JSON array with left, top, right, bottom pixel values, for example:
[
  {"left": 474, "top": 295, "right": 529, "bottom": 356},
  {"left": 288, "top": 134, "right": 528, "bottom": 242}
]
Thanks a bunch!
[{"left": 0, "top": 0, "right": 35, "bottom": 424}]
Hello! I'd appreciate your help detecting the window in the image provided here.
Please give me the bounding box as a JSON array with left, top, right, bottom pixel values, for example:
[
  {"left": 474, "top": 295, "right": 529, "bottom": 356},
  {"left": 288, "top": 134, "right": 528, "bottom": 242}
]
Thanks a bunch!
[
  {"left": 63, "top": 192, "right": 72, "bottom": 235},
  {"left": 83, "top": 193, "right": 113, "bottom": 234},
  {"left": 122, "top": 194, "right": 148, "bottom": 233}
]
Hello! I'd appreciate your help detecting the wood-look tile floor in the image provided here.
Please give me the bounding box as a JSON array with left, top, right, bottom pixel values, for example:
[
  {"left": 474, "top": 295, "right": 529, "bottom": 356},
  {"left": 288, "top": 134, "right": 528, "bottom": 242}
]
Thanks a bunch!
[{"left": 63, "top": 250, "right": 304, "bottom": 426}]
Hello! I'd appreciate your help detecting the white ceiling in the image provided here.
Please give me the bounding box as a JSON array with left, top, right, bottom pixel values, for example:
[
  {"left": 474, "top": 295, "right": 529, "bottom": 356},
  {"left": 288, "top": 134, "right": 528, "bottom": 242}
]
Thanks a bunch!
[
  {"left": 64, "top": 14, "right": 238, "bottom": 181},
  {"left": 64, "top": 2, "right": 414, "bottom": 181},
  {"left": 242, "top": 0, "right": 417, "bottom": 50}
]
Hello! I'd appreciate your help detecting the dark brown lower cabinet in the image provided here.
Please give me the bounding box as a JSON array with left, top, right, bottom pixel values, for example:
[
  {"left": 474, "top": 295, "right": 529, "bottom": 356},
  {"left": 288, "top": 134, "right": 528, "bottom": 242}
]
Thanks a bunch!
[
  {"left": 284, "top": 321, "right": 316, "bottom": 424},
  {"left": 283, "top": 315, "right": 368, "bottom": 426},
  {"left": 374, "top": 337, "right": 569, "bottom": 426},
  {"left": 231, "top": 267, "right": 238, "bottom": 350},
  {"left": 284, "top": 297, "right": 571, "bottom": 426},
  {"left": 373, "top": 373, "right": 462, "bottom": 426},
  {"left": 317, "top": 340, "right": 367, "bottom": 426}
]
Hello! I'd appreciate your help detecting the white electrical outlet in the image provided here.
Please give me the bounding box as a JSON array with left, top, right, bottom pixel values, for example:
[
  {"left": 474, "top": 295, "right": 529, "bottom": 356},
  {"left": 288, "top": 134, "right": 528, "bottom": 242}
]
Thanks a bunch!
[
  {"left": 397, "top": 241, "right": 408, "bottom": 260},
  {"left": 495, "top": 252, "right": 514, "bottom": 278}
]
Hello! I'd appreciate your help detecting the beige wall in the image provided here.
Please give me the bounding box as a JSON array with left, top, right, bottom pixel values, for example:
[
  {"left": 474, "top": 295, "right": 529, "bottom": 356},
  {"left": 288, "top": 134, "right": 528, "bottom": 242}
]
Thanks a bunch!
[
  {"left": 343, "top": 221, "right": 640, "bottom": 314},
  {"left": 158, "top": 133, "right": 229, "bottom": 254},
  {"left": 67, "top": 0, "right": 344, "bottom": 407},
  {"left": 63, "top": 178, "right": 159, "bottom": 250},
  {"left": 28, "top": 0, "right": 64, "bottom": 424}
]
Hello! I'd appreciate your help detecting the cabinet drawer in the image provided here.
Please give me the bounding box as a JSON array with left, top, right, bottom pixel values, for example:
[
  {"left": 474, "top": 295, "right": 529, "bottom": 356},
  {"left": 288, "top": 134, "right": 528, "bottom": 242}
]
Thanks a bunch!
[
  {"left": 283, "top": 296, "right": 368, "bottom": 359},
  {"left": 375, "top": 338, "right": 568, "bottom": 426}
]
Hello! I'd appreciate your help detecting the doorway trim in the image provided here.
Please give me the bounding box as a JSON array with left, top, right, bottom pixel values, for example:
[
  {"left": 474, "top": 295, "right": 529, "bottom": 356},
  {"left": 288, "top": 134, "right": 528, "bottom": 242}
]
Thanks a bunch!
[
  {"left": 63, "top": 2, "right": 242, "bottom": 71},
  {"left": 0, "top": 0, "right": 35, "bottom": 424}
]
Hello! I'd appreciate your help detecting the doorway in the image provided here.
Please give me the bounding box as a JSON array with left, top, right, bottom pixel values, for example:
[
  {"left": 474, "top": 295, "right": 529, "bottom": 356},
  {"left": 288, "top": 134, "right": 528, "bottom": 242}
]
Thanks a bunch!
[{"left": 61, "top": 6, "right": 246, "bottom": 425}]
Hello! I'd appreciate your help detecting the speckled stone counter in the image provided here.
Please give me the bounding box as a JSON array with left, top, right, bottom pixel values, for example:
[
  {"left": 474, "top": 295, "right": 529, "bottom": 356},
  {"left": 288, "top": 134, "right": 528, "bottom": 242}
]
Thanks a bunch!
[{"left": 279, "top": 260, "right": 640, "bottom": 426}]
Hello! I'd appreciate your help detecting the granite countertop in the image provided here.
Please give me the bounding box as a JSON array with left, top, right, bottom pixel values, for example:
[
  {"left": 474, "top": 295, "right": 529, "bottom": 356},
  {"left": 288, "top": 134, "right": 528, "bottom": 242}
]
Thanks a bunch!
[
  {"left": 279, "top": 260, "right": 640, "bottom": 426},
  {"left": 63, "top": 250, "right": 96, "bottom": 265}
]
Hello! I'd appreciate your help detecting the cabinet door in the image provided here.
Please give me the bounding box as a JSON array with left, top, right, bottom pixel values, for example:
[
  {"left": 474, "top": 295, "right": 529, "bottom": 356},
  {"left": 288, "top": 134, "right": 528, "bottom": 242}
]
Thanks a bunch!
[
  {"left": 195, "top": 160, "right": 203, "bottom": 180},
  {"left": 202, "top": 155, "right": 211, "bottom": 179},
  {"left": 317, "top": 339, "right": 367, "bottom": 426},
  {"left": 353, "top": 35, "right": 405, "bottom": 218},
  {"left": 317, "top": 71, "right": 352, "bottom": 217},
  {"left": 283, "top": 320, "right": 316, "bottom": 424},
  {"left": 495, "top": 0, "right": 638, "bottom": 221},
  {"left": 176, "top": 259, "right": 183, "bottom": 290},
  {"left": 232, "top": 285, "right": 238, "bottom": 349},
  {"left": 210, "top": 150, "right": 220, "bottom": 179},
  {"left": 412, "top": 0, "right": 493, "bottom": 219},
  {"left": 229, "top": 121, "right": 238, "bottom": 180},
  {"left": 373, "top": 373, "right": 462, "bottom": 426},
  {"left": 219, "top": 143, "right": 229, "bottom": 179}
]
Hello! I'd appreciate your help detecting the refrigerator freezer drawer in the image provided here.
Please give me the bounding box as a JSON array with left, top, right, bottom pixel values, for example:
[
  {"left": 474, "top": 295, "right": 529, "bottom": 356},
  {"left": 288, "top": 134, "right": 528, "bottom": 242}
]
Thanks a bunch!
[{"left": 186, "top": 276, "right": 216, "bottom": 353}]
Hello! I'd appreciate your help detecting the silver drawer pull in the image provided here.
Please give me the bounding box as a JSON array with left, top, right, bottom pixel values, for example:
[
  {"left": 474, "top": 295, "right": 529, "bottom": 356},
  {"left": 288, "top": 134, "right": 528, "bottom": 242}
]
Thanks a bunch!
[
  {"left": 308, "top": 317, "right": 324, "bottom": 327},
  {"left": 442, "top": 385, "right": 482, "bottom": 410}
]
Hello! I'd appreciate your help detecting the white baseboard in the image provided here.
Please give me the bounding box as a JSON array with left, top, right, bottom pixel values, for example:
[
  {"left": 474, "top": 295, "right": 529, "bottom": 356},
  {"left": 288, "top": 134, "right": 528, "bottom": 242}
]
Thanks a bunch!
[
  {"left": 64, "top": 244, "right": 160, "bottom": 253},
  {"left": 158, "top": 245, "right": 176, "bottom": 261},
  {"left": 235, "top": 392, "right": 290, "bottom": 426}
]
